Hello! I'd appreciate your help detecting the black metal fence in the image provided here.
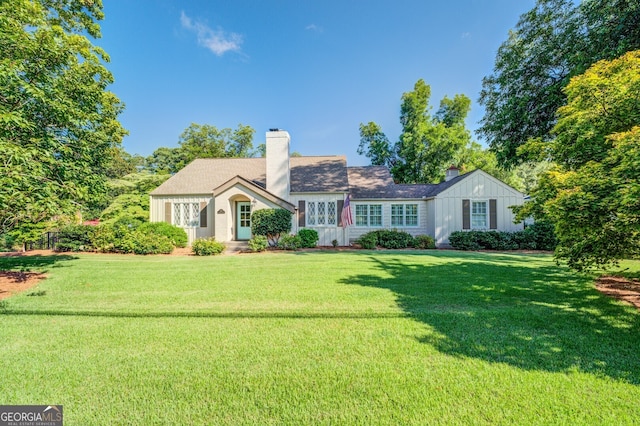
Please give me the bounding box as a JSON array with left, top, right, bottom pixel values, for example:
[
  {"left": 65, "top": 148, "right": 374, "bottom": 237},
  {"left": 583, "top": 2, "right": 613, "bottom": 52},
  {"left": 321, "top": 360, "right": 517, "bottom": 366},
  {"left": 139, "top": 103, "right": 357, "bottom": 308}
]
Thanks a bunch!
[{"left": 26, "top": 232, "right": 58, "bottom": 251}]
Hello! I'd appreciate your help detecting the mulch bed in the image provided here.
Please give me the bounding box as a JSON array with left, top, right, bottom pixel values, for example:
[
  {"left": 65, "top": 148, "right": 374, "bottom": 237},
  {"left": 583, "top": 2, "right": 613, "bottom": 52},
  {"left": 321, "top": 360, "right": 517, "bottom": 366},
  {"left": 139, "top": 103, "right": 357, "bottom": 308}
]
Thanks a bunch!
[
  {"left": 0, "top": 270, "right": 46, "bottom": 300},
  {"left": 596, "top": 276, "right": 640, "bottom": 310}
]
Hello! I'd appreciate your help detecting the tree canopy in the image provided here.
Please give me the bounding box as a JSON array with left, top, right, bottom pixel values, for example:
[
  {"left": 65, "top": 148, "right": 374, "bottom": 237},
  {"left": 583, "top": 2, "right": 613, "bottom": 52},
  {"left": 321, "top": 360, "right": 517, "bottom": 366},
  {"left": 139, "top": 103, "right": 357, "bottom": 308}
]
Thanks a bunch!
[
  {"left": 479, "top": 0, "right": 640, "bottom": 167},
  {"left": 0, "top": 0, "right": 126, "bottom": 237},
  {"left": 146, "top": 123, "right": 255, "bottom": 174},
  {"left": 513, "top": 50, "right": 640, "bottom": 270},
  {"left": 359, "top": 80, "right": 474, "bottom": 184}
]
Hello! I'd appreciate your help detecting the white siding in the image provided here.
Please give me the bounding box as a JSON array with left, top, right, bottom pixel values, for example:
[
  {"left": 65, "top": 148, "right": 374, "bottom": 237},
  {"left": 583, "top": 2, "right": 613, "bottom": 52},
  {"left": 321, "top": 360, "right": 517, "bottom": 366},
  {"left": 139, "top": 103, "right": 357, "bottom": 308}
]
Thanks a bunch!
[
  {"left": 434, "top": 170, "right": 524, "bottom": 247},
  {"left": 150, "top": 195, "right": 214, "bottom": 245},
  {"left": 290, "top": 193, "right": 348, "bottom": 246}
]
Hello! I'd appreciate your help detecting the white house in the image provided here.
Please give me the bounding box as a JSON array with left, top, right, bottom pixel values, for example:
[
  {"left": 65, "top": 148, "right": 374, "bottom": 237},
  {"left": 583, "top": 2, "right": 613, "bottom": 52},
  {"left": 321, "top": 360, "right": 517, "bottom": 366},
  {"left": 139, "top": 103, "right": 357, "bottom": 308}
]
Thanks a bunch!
[{"left": 149, "top": 129, "right": 524, "bottom": 247}]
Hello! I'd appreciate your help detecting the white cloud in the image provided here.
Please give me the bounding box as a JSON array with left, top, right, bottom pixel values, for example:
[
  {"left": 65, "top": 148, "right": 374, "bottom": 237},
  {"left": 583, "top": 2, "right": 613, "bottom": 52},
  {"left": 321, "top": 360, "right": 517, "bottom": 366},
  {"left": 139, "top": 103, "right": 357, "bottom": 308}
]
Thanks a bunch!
[
  {"left": 461, "top": 32, "right": 471, "bottom": 39},
  {"left": 305, "top": 24, "right": 323, "bottom": 33},
  {"left": 180, "top": 11, "right": 243, "bottom": 56}
]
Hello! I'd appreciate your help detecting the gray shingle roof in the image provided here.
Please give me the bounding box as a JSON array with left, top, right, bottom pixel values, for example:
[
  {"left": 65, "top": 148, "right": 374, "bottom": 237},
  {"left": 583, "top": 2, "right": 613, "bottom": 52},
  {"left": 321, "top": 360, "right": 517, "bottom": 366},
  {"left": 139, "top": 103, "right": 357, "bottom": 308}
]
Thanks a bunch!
[
  {"left": 150, "top": 156, "right": 349, "bottom": 195},
  {"left": 150, "top": 156, "right": 478, "bottom": 198},
  {"left": 347, "top": 166, "right": 473, "bottom": 199}
]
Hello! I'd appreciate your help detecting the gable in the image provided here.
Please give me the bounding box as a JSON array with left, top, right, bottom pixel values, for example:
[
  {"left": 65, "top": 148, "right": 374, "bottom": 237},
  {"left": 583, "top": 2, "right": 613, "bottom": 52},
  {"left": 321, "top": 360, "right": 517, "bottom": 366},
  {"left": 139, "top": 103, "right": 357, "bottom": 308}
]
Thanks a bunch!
[{"left": 434, "top": 169, "right": 524, "bottom": 199}]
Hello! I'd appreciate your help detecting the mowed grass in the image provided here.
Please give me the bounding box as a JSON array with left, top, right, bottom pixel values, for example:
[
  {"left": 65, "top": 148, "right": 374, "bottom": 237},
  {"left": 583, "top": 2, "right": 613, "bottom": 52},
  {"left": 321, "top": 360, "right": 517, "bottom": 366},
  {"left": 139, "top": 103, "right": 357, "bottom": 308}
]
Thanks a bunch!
[{"left": 1, "top": 251, "right": 639, "bottom": 425}]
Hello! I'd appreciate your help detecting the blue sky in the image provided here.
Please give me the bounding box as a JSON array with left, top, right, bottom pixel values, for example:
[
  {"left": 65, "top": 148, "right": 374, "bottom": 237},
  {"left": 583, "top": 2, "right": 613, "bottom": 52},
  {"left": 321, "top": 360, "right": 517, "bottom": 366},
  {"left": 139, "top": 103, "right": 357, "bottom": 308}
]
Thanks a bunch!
[{"left": 98, "top": 1, "right": 533, "bottom": 166}]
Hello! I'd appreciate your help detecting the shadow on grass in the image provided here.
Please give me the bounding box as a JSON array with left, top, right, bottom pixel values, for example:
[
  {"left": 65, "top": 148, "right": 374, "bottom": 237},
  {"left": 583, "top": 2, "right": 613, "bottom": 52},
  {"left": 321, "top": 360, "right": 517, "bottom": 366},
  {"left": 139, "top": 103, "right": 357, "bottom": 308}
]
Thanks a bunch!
[
  {"left": 339, "top": 252, "right": 640, "bottom": 385},
  {"left": 0, "top": 254, "right": 78, "bottom": 272}
]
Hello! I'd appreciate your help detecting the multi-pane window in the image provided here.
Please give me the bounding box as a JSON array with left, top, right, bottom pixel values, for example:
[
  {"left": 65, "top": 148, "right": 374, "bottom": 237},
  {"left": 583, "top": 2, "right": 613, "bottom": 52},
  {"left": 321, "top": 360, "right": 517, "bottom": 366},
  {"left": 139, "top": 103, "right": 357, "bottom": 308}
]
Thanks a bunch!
[
  {"left": 173, "top": 202, "right": 199, "bottom": 227},
  {"left": 471, "top": 201, "right": 487, "bottom": 229},
  {"left": 391, "top": 204, "right": 418, "bottom": 227},
  {"left": 355, "top": 204, "right": 382, "bottom": 227},
  {"left": 307, "top": 201, "right": 337, "bottom": 226},
  {"left": 239, "top": 204, "right": 251, "bottom": 227}
]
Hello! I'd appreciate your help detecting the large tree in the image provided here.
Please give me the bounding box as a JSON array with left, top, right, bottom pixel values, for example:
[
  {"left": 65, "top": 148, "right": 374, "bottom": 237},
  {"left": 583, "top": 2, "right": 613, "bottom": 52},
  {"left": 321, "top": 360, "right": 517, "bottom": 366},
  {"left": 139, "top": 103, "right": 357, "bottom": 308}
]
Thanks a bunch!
[
  {"left": 359, "top": 80, "right": 472, "bottom": 184},
  {"left": 146, "top": 123, "right": 255, "bottom": 174},
  {"left": 479, "top": 0, "right": 640, "bottom": 167},
  {"left": 513, "top": 51, "right": 640, "bottom": 270},
  {"left": 0, "top": 0, "right": 126, "bottom": 237}
]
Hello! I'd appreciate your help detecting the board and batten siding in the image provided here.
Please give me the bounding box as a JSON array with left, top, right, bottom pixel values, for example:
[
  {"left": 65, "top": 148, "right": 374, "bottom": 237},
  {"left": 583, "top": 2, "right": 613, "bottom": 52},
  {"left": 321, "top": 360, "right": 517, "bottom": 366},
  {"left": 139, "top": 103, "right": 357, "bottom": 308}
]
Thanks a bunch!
[
  {"left": 433, "top": 170, "right": 524, "bottom": 247},
  {"left": 289, "top": 193, "right": 348, "bottom": 246},
  {"left": 347, "top": 200, "right": 429, "bottom": 243},
  {"left": 150, "top": 195, "right": 214, "bottom": 245}
]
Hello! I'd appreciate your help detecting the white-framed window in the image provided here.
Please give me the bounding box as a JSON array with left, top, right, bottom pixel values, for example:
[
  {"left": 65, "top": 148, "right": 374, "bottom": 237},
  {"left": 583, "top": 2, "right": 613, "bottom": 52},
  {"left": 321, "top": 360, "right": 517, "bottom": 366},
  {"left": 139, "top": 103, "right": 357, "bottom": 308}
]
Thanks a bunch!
[
  {"left": 471, "top": 201, "right": 488, "bottom": 229},
  {"left": 307, "top": 200, "right": 337, "bottom": 226},
  {"left": 391, "top": 204, "right": 418, "bottom": 227},
  {"left": 173, "top": 202, "right": 200, "bottom": 227},
  {"left": 355, "top": 204, "right": 382, "bottom": 227}
]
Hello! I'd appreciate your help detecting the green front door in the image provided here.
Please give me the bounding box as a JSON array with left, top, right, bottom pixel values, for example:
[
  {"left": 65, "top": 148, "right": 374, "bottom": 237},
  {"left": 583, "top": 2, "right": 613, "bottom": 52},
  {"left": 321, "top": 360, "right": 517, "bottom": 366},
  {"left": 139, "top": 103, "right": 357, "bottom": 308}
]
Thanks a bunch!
[{"left": 236, "top": 202, "right": 252, "bottom": 240}]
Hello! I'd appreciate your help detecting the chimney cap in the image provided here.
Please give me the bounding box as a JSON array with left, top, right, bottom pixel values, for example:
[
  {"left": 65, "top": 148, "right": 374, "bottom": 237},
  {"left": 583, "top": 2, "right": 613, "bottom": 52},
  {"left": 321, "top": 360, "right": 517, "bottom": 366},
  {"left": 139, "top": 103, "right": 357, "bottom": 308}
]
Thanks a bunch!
[
  {"left": 268, "top": 128, "right": 281, "bottom": 132},
  {"left": 447, "top": 164, "right": 459, "bottom": 170}
]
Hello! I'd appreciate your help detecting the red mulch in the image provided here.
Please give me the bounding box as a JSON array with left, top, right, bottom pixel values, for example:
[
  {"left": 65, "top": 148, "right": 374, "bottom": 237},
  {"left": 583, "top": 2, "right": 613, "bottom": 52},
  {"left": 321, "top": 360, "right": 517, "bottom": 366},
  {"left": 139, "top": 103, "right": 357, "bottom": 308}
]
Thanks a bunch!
[
  {"left": 596, "top": 276, "right": 640, "bottom": 310},
  {"left": 0, "top": 270, "right": 46, "bottom": 300}
]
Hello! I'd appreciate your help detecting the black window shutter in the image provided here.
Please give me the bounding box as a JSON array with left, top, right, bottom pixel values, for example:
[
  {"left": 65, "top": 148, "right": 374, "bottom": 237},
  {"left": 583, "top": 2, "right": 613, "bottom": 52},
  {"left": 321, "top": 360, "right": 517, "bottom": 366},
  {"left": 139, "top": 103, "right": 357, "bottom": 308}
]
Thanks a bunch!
[
  {"left": 489, "top": 199, "right": 497, "bottom": 229},
  {"left": 337, "top": 199, "right": 344, "bottom": 227},
  {"left": 164, "top": 202, "right": 172, "bottom": 224},
  {"left": 200, "top": 202, "right": 208, "bottom": 228},
  {"left": 298, "top": 200, "right": 306, "bottom": 227},
  {"left": 462, "top": 199, "right": 470, "bottom": 230}
]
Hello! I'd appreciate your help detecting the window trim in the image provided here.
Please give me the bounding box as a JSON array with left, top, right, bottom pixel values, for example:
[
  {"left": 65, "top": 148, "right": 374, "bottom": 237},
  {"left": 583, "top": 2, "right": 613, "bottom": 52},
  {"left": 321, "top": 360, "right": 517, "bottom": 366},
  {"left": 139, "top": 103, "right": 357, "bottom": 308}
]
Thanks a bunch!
[
  {"left": 391, "top": 203, "right": 419, "bottom": 227},
  {"left": 470, "top": 200, "right": 488, "bottom": 230},
  {"left": 305, "top": 200, "right": 338, "bottom": 227},
  {"left": 172, "top": 202, "right": 200, "bottom": 228},
  {"left": 354, "top": 203, "right": 383, "bottom": 228}
]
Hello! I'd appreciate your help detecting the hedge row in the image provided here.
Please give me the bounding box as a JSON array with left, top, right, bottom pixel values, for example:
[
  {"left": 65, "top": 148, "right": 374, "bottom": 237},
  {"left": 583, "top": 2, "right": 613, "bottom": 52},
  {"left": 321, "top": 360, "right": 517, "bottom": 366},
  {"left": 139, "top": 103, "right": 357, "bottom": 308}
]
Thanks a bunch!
[
  {"left": 449, "top": 222, "right": 557, "bottom": 251},
  {"left": 56, "top": 220, "right": 188, "bottom": 255},
  {"left": 355, "top": 230, "right": 435, "bottom": 250}
]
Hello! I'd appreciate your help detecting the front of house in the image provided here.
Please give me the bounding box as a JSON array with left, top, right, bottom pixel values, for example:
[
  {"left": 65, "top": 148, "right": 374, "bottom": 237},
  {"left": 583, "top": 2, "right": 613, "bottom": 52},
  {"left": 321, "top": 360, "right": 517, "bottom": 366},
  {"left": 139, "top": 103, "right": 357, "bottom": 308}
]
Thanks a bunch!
[{"left": 149, "top": 130, "right": 524, "bottom": 247}]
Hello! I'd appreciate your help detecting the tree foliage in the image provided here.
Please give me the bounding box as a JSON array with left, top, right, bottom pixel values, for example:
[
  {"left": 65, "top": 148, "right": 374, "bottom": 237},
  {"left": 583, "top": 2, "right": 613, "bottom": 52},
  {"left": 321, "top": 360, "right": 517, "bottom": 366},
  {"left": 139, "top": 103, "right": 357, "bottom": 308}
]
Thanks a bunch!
[
  {"left": 513, "top": 51, "right": 640, "bottom": 270},
  {"left": 0, "top": 0, "right": 126, "bottom": 236},
  {"left": 145, "top": 123, "right": 255, "bottom": 174},
  {"left": 479, "top": 0, "right": 640, "bottom": 167},
  {"left": 359, "top": 80, "right": 473, "bottom": 184}
]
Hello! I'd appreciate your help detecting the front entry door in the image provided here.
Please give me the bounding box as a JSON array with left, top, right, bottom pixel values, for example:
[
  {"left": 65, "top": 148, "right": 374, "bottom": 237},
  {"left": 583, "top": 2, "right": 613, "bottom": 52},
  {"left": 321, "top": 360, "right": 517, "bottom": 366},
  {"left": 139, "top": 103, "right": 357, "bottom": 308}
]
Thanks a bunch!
[{"left": 236, "top": 202, "right": 252, "bottom": 240}]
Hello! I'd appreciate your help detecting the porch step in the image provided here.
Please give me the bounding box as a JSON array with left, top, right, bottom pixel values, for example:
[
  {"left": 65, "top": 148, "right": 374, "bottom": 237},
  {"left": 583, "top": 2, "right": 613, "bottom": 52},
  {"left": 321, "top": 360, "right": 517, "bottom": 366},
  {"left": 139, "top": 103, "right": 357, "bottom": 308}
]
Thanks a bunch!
[{"left": 225, "top": 241, "right": 249, "bottom": 253}]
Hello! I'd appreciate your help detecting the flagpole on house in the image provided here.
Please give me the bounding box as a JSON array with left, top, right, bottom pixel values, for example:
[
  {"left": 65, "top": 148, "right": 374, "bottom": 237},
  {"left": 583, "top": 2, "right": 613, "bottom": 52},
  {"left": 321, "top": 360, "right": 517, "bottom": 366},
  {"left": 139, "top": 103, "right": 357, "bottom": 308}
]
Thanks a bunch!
[{"left": 341, "top": 193, "right": 353, "bottom": 246}]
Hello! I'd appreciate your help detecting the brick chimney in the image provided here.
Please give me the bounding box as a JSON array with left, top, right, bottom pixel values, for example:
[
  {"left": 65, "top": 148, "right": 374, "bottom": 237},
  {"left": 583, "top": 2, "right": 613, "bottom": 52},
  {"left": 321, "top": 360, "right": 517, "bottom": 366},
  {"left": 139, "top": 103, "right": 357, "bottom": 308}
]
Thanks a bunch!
[
  {"left": 265, "top": 129, "right": 291, "bottom": 201},
  {"left": 445, "top": 165, "right": 460, "bottom": 182}
]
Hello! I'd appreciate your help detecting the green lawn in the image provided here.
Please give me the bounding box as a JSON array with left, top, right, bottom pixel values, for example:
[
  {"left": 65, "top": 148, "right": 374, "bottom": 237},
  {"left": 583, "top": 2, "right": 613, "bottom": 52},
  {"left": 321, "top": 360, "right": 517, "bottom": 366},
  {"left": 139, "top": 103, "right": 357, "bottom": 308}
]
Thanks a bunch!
[{"left": 1, "top": 251, "right": 639, "bottom": 425}]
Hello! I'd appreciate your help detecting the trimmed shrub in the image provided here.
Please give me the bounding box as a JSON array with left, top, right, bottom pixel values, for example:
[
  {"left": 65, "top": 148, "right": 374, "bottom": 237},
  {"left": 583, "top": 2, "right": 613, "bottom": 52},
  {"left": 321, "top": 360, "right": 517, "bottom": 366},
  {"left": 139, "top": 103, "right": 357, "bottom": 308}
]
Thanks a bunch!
[
  {"left": 356, "top": 229, "right": 415, "bottom": 249},
  {"left": 298, "top": 228, "right": 319, "bottom": 248},
  {"left": 130, "top": 232, "right": 174, "bottom": 255},
  {"left": 525, "top": 221, "right": 557, "bottom": 251},
  {"left": 92, "top": 222, "right": 177, "bottom": 254},
  {"left": 278, "top": 234, "right": 302, "bottom": 250},
  {"left": 56, "top": 225, "right": 96, "bottom": 252},
  {"left": 251, "top": 209, "right": 292, "bottom": 246},
  {"left": 414, "top": 235, "right": 436, "bottom": 249},
  {"left": 192, "top": 238, "right": 225, "bottom": 256},
  {"left": 248, "top": 235, "right": 268, "bottom": 252},
  {"left": 375, "top": 229, "right": 415, "bottom": 249},
  {"left": 138, "top": 222, "right": 188, "bottom": 248},
  {"left": 355, "top": 232, "right": 378, "bottom": 249},
  {"left": 449, "top": 224, "right": 558, "bottom": 251}
]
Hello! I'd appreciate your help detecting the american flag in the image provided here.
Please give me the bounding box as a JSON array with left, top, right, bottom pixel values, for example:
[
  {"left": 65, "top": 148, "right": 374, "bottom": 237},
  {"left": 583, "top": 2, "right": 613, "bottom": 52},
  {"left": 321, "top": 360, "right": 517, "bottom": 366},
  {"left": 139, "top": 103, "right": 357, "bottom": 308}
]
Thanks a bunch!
[{"left": 341, "top": 194, "right": 353, "bottom": 227}]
